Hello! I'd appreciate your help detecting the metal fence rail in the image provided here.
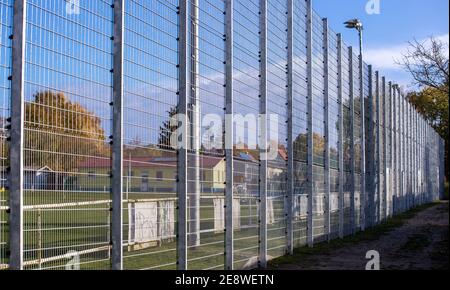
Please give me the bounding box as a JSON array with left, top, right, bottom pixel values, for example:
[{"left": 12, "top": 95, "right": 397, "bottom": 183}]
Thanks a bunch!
[{"left": 0, "top": 0, "right": 445, "bottom": 270}]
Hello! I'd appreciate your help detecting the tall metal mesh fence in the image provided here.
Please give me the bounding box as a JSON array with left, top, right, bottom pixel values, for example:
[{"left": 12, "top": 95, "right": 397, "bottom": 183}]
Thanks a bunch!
[{"left": 0, "top": 0, "right": 445, "bottom": 270}]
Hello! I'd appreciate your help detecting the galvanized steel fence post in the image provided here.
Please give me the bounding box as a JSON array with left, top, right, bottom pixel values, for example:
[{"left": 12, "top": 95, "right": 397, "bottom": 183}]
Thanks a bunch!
[
  {"left": 414, "top": 111, "right": 417, "bottom": 205},
  {"left": 408, "top": 103, "right": 412, "bottom": 209},
  {"left": 376, "top": 71, "right": 381, "bottom": 225},
  {"left": 337, "top": 33, "right": 345, "bottom": 239},
  {"left": 306, "top": 0, "right": 314, "bottom": 247},
  {"left": 177, "top": 0, "right": 189, "bottom": 270},
  {"left": 323, "top": 18, "right": 331, "bottom": 241},
  {"left": 388, "top": 82, "right": 393, "bottom": 217},
  {"left": 111, "top": 0, "right": 124, "bottom": 270},
  {"left": 359, "top": 47, "right": 366, "bottom": 232},
  {"left": 392, "top": 85, "right": 399, "bottom": 214},
  {"left": 400, "top": 89, "right": 404, "bottom": 212},
  {"left": 348, "top": 47, "right": 355, "bottom": 234},
  {"left": 9, "top": 0, "right": 27, "bottom": 270},
  {"left": 382, "top": 77, "right": 388, "bottom": 221},
  {"left": 225, "top": 0, "right": 234, "bottom": 270},
  {"left": 259, "top": 0, "right": 268, "bottom": 267},
  {"left": 286, "top": 0, "right": 295, "bottom": 254},
  {"left": 366, "top": 65, "right": 373, "bottom": 227},
  {"left": 442, "top": 136, "right": 445, "bottom": 200}
]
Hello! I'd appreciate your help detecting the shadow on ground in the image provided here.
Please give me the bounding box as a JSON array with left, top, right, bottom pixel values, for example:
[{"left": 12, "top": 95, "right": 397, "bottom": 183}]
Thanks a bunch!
[{"left": 268, "top": 201, "right": 449, "bottom": 270}]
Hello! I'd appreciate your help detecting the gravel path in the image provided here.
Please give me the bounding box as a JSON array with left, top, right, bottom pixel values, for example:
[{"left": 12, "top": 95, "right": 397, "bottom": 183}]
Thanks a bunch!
[{"left": 271, "top": 201, "right": 449, "bottom": 270}]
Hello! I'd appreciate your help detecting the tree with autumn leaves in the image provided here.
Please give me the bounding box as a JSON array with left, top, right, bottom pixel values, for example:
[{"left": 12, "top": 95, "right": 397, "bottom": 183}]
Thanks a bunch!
[
  {"left": 24, "top": 90, "right": 109, "bottom": 173},
  {"left": 399, "top": 37, "right": 449, "bottom": 180}
]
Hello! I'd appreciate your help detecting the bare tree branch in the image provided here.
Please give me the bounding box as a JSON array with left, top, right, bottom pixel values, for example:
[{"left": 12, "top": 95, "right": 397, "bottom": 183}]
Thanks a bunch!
[{"left": 396, "top": 37, "right": 449, "bottom": 94}]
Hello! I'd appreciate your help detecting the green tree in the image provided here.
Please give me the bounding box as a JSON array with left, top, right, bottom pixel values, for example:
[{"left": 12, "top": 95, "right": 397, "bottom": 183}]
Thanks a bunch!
[{"left": 407, "top": 87, "right": 449, "bottom": 178}]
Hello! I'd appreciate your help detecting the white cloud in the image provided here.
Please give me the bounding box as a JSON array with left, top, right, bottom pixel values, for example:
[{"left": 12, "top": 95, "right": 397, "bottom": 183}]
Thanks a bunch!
[{"left": 364, "top": 33, "right": 449, "bottom": 71}]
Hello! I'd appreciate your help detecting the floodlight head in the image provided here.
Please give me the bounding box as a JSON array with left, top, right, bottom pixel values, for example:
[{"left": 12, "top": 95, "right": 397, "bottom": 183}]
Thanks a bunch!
[{"left": 344, "top": 19, "right": 363, "bottom": 31}]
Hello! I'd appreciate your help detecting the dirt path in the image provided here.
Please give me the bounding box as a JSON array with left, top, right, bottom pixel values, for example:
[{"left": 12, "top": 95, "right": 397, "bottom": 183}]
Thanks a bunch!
[{"left": 271, "top": 202, "right": 449, "bottom": 270}]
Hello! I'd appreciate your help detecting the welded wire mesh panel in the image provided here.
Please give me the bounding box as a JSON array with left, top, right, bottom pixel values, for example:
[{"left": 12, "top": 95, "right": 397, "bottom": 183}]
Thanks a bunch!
[
  {"left": 429, "top": 132, "right": 439, "bottom": 199},
  {"left": 23, "top": 0, "right": 113, "bottom": 270},
  {"left": 0, "top": 0, "right": 12, "bottom": 270},
  {"left": 185, "top": 0, "right": 227, "bottom": 270},
  {"left": 328, "top": 30, "right": 340, "bottom": 239},
  {"left": 440, "top": 138, "right": 445, "bottom": 199},
  {"left": 329, "top": 169, "right": 339, "bottom": 237},
  {"left": 232, "top": 0, "right": 261, "bottom": 270},
  {"left": 431, "top": 133, "right": 437, "bottom": 198},
  {"left": 363, "top": 64, "right": 373, "bottom": 226},
  {"left": 122, "top": 0, "right": 179, "bottom": 270},
  {"left": 434, "top": 135, "right": 440, "bottom": 199},
  {"left": 426, "top": 127, "right": 431, "bottom": 200},
  {"left": 266, "top": 0, "right": 288, "bottom": 259},
  {"left": 311, "top": 10, "right": 326, "bottom": 242},
  {"left": 292, "top": 0, "right": 308, "bottom": 247},
  {"left": 352, "top": 51, "right": 361, "bottom": 231},
  {"left": 341, "top": 43, "right": 352, "bottom": 236}
]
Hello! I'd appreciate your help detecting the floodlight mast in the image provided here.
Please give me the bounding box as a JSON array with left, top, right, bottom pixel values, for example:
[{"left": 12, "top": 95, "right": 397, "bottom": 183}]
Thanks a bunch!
[
  {"left": 345, "top": 18, "right": 366, "bottom": 229},
  {"left": 344, "top": 19, "right": 363, "bottom": 57}
]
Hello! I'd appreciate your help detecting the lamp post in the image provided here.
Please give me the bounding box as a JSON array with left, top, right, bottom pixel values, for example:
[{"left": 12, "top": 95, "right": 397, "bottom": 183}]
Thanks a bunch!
[
  {"left": 345, "top": 18, "right": 367, "bottom": 230},
  {"left": 344, "top": 19, "right": 363, "bottom": 59}
]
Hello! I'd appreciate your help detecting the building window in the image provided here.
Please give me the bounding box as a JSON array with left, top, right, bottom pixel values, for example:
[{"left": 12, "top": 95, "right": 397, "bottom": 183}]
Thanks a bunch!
[
  {"left": 141, "top": 172, "right": 149, "bottom": 192},
  {"left": 156, "top": 171, "right": 163, "bottom": 181}
]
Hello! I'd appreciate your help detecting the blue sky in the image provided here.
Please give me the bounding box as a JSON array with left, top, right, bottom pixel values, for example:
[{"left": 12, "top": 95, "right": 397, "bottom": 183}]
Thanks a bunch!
[{"left": 314, "top": 0, "right": 449, "bottom": 90}]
